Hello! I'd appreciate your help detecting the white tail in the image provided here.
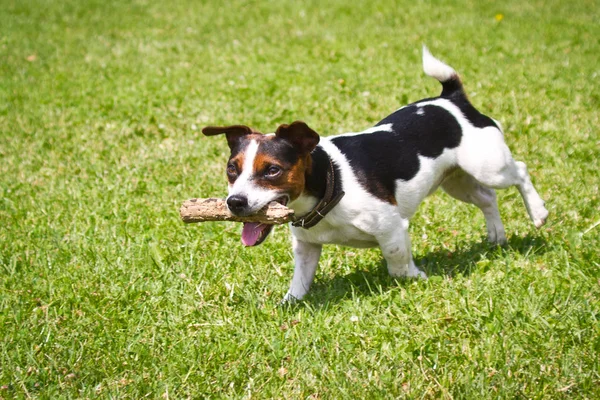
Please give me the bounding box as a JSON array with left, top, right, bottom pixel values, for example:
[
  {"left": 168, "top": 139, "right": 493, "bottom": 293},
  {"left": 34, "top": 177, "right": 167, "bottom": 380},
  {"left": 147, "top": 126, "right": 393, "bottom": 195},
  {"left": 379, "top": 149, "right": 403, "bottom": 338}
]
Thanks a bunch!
[{"left": 422, "top": 45, "right": 457, "bottom": 83}]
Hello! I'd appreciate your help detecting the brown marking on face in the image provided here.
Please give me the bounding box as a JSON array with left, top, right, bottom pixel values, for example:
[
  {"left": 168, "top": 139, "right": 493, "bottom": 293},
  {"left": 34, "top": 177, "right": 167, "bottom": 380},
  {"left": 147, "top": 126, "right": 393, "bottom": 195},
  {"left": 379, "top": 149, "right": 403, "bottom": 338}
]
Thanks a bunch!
[
  {"left": 250, "top": 135, "right": 311, "bottom": 201},
  {"left": 223, "top": 129, "right": 315, "bottom": 202}
]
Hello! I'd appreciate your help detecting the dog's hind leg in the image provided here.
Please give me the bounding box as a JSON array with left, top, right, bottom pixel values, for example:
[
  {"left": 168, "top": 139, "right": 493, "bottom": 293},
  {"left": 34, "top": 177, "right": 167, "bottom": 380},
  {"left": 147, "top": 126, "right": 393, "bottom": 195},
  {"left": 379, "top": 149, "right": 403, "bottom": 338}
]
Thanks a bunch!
[
  {"left": 441, "top": 170, "right": 507, "bottom": 244},
  {"left": 458, "top": 128, "right": 548, "bottom": 228},
  {"left": 508, "top": 161, "right": 549, "bottom": 228},
  {"left": 377, "top": 217, "right": 427, "bottom": 279}
]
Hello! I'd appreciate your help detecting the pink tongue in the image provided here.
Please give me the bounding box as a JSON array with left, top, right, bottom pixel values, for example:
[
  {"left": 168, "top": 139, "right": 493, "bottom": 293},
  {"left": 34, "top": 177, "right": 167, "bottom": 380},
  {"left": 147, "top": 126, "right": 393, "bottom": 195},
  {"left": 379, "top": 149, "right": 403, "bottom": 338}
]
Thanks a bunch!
[{"left": 241, "top": 222, "right": 264, "bottom": 246}]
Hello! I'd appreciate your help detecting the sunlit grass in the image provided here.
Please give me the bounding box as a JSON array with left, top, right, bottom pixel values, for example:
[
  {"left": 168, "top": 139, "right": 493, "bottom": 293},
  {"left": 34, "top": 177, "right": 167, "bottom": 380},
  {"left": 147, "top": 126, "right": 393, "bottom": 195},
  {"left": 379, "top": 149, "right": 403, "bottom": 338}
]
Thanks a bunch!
[{"left": 1, "top": 0, "right": 598, "bottom": 397}]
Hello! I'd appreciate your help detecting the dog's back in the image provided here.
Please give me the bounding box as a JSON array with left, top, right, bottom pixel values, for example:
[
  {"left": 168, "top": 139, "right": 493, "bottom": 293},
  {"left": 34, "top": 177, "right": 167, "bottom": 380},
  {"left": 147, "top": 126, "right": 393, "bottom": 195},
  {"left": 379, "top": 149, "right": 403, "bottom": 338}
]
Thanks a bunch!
[{"left": 319, "top": 47, "right": 501, "bottom": 216}]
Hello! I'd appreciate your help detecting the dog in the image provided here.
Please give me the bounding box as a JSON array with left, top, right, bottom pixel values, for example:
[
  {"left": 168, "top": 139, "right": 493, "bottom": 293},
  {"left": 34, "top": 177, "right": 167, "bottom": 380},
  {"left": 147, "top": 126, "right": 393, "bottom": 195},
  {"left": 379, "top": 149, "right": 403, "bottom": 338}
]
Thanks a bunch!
[{"left": 202, "top": 47, "right": 549, "bottom": 302}]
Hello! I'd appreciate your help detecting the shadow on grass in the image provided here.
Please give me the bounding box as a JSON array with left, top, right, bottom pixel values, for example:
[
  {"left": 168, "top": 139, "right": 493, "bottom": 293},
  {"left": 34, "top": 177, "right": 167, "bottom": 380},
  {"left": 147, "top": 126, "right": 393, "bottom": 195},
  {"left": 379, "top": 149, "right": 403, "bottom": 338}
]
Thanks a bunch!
[{"left": 301, "top": 233, "right": 549, "bottom": 306}]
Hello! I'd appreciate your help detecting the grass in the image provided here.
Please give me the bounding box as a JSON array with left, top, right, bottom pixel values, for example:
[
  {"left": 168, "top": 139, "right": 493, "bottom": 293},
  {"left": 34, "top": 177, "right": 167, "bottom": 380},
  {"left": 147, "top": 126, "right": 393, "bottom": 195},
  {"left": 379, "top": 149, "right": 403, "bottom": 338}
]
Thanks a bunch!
[{"left": 1, "top": 0, "right": 599, "bottom": 397}]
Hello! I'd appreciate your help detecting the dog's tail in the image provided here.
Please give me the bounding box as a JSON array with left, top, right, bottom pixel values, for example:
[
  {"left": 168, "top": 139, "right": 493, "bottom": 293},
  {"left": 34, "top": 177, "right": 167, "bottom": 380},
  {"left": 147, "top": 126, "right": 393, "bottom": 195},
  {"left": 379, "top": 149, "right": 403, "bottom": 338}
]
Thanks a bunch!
[{"left": 422, "top": 46, "right": 464, "bottom": 98}]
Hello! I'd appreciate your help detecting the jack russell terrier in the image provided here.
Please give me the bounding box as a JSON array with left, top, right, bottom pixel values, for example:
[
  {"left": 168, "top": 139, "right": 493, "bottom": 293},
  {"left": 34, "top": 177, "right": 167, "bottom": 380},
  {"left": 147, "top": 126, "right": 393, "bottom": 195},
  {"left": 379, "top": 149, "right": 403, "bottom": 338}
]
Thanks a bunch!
[{"left": 202, "top": 47, "right": 549, "bottom": 302}]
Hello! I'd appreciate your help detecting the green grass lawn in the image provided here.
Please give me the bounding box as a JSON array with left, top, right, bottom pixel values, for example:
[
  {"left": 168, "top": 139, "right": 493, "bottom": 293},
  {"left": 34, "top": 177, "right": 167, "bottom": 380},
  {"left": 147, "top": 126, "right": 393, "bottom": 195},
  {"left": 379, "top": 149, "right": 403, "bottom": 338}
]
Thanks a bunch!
[{"left": 1, "top": 0, "right": 599, "bottom": 397}]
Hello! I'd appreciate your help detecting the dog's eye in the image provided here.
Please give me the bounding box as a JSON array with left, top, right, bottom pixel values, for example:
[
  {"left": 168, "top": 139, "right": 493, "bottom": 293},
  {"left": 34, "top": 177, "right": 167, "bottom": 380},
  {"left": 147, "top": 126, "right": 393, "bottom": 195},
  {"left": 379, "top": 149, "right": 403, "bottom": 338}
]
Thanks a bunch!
[
  {"left": 265, "top": 165, "right": 282, "bottom": 178},
  {"left": 227, "top": 164, "right": 238, "bottom": 176}
]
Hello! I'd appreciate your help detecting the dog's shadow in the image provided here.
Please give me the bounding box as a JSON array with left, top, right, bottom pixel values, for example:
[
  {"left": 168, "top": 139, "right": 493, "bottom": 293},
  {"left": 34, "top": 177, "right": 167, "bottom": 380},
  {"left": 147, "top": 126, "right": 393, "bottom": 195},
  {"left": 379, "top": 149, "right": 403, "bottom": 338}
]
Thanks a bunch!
[{"left": 301, "top": 234, "right": 548, "bottom": 306}]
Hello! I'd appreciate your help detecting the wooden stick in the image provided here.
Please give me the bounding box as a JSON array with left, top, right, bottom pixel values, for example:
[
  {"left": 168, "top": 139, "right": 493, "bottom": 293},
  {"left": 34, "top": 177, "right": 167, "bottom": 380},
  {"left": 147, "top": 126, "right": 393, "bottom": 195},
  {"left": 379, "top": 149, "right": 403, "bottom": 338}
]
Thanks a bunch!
[{"left": 180, "top": 198, "right": 295, "bottom": 224}]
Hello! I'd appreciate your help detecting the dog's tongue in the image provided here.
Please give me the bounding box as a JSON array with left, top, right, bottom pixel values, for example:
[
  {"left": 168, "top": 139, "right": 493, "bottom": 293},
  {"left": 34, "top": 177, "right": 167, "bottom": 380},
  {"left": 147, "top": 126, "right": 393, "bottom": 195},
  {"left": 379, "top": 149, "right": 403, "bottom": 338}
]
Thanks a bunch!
[{"left": 241, "top": 222, "right": 264, "bottom": 246}]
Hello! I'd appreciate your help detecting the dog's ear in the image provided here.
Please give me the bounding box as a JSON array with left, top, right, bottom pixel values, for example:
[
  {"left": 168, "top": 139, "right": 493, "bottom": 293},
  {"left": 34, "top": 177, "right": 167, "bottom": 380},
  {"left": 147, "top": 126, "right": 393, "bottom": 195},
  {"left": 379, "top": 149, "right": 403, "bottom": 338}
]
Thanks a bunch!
[
  {"left": 275, "top": 121, "right": 320, "bottom": 154},
  {"left": 202, "top": 125, "right": 254, "bottom": 150}
]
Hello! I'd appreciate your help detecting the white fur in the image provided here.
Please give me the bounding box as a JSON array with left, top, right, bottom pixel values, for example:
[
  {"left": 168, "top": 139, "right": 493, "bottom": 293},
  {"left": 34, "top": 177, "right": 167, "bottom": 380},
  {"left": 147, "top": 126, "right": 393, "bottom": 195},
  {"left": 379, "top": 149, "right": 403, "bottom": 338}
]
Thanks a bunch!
[
  {"left": 422, "top": 45, "right": 456, "bottom": 82},
  {"left": 333, "top": 123, "right": 394, "bottom": 139}
]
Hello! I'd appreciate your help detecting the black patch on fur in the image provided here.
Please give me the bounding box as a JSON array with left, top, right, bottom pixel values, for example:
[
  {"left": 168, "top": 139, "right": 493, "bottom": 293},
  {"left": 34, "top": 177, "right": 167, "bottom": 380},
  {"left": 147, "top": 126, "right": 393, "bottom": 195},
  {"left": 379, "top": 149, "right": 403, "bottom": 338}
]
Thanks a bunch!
[
  {"left": 442, "top": 92, "right": 499, "bottom": 129},
  {"left": 257, "top": 138, "right": 300, "bottom": 168},
  {"left": 331, "top": 104, "right": 462, "bottom": 203},
  {"left": 305, "top": 146, "right": 343, "bottom": 199},
  {"left": 440, "top": 77, "right": 464, "bottom": 98},
  {"left": 228, "top": 138, "right": 250, "bottom": 160},
  {"left": 432, "top": 73, "right": 499, "bottom": 129}
]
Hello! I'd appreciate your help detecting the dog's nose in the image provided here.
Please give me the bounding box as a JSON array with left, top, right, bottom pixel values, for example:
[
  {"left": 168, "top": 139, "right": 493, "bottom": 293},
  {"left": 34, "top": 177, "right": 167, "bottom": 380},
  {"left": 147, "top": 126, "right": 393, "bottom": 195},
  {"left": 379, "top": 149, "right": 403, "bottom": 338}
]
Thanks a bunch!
[{"left": 227, "top": 195, "right": 248, "bottom": 214}]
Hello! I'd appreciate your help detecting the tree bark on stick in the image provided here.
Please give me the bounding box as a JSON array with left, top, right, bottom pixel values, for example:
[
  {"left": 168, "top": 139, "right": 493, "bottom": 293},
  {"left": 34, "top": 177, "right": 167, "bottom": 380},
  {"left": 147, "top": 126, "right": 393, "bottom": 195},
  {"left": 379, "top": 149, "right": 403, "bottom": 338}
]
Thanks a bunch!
[{"left": 180, "top": 198, "right": 295, "bottom": 224}]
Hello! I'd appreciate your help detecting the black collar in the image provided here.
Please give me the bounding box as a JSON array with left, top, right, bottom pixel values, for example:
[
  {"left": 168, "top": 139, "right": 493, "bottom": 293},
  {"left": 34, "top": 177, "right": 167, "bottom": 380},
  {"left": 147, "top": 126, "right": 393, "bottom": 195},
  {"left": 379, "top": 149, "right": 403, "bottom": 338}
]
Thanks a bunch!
[{"left": 291, "top": 156, "right": 345, "bottom": 229}]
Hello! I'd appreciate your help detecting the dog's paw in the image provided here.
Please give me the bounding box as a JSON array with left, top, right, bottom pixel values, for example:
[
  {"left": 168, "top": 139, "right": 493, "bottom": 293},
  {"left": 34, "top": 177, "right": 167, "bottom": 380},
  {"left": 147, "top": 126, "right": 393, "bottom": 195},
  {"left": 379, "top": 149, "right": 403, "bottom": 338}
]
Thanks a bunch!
[
  {"left": 388, "top": 264, "right": 427, "bottom": 279},
  {"left": 487, "top": 228, "right": 507, "bottom": 246},
  {"left": 281, "top": 292, "right": 300, "bottom": 304},
  {"left": 533, "top": 205, "right": 549, "bottom": 228},
  {"left": 527, "top": 198, "right": 548, "bottom": 229},
  {"left": 407, "top": 262, "right": 428, "bottom": 279},
  {"left": 413, "top": 269, "right": 428, "bottom": 279}
]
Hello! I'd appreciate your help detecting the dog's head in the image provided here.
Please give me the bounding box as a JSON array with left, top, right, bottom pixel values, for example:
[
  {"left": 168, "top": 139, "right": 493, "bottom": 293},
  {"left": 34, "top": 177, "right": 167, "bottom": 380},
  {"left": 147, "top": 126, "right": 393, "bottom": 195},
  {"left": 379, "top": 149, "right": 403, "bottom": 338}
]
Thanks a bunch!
[{"left": 202, "top": 121, "right": 319, "bottom": 246}]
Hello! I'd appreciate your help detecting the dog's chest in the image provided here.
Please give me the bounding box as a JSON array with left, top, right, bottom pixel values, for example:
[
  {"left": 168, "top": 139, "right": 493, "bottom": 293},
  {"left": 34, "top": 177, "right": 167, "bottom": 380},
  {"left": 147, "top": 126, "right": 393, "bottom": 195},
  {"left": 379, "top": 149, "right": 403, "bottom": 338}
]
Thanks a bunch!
[
  {"left": 291, "top": 218, "right": 379, "bottom": 248},
  {"left": 289, "top": 199, "right": 399, "bottom": 248}
]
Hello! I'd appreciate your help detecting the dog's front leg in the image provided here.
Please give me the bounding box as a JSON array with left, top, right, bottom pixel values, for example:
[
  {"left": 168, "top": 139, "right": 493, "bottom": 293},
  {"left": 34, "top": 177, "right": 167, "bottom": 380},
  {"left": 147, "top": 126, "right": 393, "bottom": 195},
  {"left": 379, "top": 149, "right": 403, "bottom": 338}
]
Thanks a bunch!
[
  {"left": 282, "top": 235, "right": 322, "bottom": 302},
  {"left": 377, "top": 218, "right": 427, "bottom": 279}
]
